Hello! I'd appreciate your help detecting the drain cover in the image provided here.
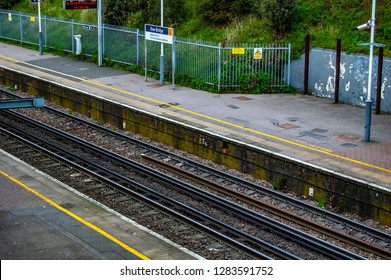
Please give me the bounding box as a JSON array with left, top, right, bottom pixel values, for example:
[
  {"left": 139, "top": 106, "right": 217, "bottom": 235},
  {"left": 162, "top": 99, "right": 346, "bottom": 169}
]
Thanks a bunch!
[
  {"left": 233, "top": 96, "right": 253, "bottom": 101},
  {"left": 334, "top": 134, "right": 361, "bottom": 142},
  {"left": 279, "top": 123, "right": 300, "bottom": 129}
]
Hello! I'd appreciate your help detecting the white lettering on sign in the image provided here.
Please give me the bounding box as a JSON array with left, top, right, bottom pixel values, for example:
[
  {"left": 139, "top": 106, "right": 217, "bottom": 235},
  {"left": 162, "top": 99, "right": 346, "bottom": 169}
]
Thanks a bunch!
[{"left": 145, "top": 24, "right": 174, "bottom": 44}]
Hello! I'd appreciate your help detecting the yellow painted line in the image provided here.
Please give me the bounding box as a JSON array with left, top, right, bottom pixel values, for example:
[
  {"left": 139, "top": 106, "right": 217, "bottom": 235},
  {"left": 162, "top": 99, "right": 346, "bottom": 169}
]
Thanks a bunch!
[
  {"left": 1, "top": 54, "right": 390, "bottom": 174},
  {"left": 0, "top": 169, "right": 151, "bottom": 260}
]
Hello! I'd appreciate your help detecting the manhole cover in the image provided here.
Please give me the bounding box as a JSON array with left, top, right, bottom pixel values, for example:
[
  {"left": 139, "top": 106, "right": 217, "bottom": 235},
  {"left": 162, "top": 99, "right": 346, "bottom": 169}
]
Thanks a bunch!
[
  {"left": 148, "top": 83, "right": 163, "bottom": 88},
  {"left": 334, "top": 134, "right": 361, "bottom": 142},
  {"left": 233, "top": 96, "right": 253, "bottom": 101},
  {"left": 279, "top": 123, "right": 300, "bottom": 129}
]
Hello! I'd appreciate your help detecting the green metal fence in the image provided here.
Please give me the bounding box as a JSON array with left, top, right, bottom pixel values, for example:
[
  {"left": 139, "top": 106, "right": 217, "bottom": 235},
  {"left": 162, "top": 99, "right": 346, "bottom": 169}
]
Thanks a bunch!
[{"left": 0, "top": 9, "right": 290, "bottom": 90}]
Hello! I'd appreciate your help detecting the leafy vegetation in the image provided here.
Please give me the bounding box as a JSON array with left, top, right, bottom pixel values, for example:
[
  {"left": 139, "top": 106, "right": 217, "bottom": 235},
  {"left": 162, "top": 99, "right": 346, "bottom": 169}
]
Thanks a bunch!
[
  {"left": 239, "top": 72, "right": 270, "bottom": 94},
  {"left": 4, "top": 0, "right": 390, "bottom": 58}
]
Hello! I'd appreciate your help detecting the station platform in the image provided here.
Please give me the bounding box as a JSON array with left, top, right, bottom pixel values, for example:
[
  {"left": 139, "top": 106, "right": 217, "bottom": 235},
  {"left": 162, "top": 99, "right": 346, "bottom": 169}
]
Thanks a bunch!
[
  {"left": 0, "top": 149, "right": 201, "bottom": 260},
  {"left": 0, "top": 43, "right": 390, "bottom": 259},
  {"left": 0, "top": 42, "right": 389, "bottom": 189}
]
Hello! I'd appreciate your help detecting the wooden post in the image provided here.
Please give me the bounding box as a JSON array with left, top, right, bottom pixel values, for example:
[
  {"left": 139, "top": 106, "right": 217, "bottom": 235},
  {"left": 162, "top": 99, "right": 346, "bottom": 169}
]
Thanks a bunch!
[
  {"left": 334, "top": 39, "right": 341, "bottom": 103},
  {"left": 304, "top": 34, "right": 310, "bottom": 95},
  {"left": 375, "top": 47, "right": 384, "bottom": 114}
]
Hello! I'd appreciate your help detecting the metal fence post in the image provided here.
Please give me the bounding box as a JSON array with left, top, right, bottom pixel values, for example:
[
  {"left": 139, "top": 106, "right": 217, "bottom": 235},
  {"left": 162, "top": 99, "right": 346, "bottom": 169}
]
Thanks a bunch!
[
  {"left": 102, "top": 23, "right": 105, "bottom": 61},
  {"left": 218, "top": 42, "right": 221, "bottom": 91},
  {"left": 287, "top": 43, "right": 291, "bottom": 86},
  {"left": 136, "top": 28, "right": 140, "bottom": 65},
  {"left": 44, "top": 15, "right": 47, "bottom": 47},
  {"left": 172, "top": 35, "right": 176, "bottom": 89},
  {"left": 19, "top": 12, "right": 23, "bottom": 44},
  {"left": 71, "top": 19, "right": 74, "bottom": 53}
]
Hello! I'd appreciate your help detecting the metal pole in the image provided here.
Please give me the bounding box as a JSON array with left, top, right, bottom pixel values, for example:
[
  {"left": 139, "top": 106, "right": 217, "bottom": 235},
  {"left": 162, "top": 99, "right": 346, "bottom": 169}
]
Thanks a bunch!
[
  {"left": 364, "top": 0, "right": 376, "bottom": 142},
  {"left": 160, "top": 0, "right": 164, "bottom": 85},
  {"left": 20, "top": 12, "right": 23, "bottom": 44},
  {"left": 38, "top": 0, "right": 43, "bottom": 55},
  {"left": 98, "top": 0, "right": 102, "bottom": 66},
  {"left": 217, "top": 42, "right": 222, "bottom": 92},
  {"left": 136, "top": 28, "right": 140, "bottom": 65},
  {"left": 172, "top": 33, "right": 175, "bottom": 89},
  {"left": 287, "top": 43, "right": 291, "bottom": 86},
  {"left": 145, "top": 24, "right": 148, "bottom": 82}
]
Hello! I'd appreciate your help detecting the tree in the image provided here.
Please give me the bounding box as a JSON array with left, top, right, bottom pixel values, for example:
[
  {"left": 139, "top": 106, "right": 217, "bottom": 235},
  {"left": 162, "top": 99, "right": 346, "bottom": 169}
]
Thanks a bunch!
[
  {"left": 103, "top": 0, "right": 133, "bottom": 26},
  {"left": 165, "top": 0, "right": 186, "bottom": 26},
  {"left": 260, "top": 0, "right": 296, "bottom": 37},
  {"left": 0, "top": 0, "right": 21, "bottom": 9},
  {"left": 196, "top": 0, "right": 254, "bottom": 26},
  {"left": 104, "top": 0, "right": 186, "bottom": 28}
]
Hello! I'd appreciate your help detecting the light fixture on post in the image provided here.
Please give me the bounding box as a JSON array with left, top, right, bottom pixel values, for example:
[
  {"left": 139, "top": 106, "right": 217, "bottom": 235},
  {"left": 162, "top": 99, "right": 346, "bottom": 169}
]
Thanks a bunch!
[
  {"left": 31, "top": 0, "right": 43, "bottom": 55},
  {"left": 160, "top": 0, "right": 164, "bottom": 85},
  {"left": 357, "top": 0, "right": 377, "bottom": 142}
]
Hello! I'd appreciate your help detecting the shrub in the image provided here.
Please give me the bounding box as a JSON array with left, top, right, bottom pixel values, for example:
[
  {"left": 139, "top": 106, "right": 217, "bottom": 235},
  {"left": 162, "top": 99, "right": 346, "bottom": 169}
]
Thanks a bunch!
[
  {"left": 196, "top": 0, "right": 253, "bottom": 26},
  {"left": 260, "top": 0, "right": 296, "bottom": 37},
  {"left": 239, "top": 71, "right": 270, "bottom": 94}
]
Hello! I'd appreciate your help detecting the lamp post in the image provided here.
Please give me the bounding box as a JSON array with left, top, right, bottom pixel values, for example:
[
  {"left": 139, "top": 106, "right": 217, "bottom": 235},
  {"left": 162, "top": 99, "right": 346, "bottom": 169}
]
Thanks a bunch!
[
  {"left": 358, "top": 0, "right": 377, "bottom": 142},
  {"left": 98, "top": 0, "right": 102, "bottom": 66},
  {"left": 38, "top": 0, "right": 43, "bottom": 55},
  {"left": 31, "top": 0, "right": 43, "bottom": 55},
  {"left": 160, "top": 0, "right": 164, "bottom": 85}
]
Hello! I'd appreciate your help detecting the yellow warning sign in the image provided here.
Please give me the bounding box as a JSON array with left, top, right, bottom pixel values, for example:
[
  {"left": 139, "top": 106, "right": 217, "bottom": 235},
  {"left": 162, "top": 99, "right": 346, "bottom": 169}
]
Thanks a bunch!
[
  {"left": 232, "top": 48, "right": 245, "bottom": 55},
  {"left": 30, "top": 16, "right": 35, "bottom": 22},
  {"left": 254, "top": 48, "right": 262, "bottom": 59}
]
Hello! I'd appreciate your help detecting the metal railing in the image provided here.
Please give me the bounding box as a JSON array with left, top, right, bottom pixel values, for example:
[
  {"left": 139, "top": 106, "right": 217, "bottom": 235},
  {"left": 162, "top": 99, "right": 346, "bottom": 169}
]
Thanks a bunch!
[{"left": 0, "top": 9, "right": 291, "bottom": 90}]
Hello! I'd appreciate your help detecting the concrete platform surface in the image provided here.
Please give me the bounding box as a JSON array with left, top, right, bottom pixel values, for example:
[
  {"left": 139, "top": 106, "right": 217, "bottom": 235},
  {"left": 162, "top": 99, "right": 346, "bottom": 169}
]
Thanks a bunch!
[{"left": 0, "top": 149, "right": 201, "bottom": 260}]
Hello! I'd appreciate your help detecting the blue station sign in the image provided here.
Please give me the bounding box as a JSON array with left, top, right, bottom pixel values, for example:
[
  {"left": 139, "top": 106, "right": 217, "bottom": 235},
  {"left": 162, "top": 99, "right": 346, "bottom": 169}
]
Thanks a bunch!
[{"left": 145, "top": 24, "right": 173, "bottom": 45}]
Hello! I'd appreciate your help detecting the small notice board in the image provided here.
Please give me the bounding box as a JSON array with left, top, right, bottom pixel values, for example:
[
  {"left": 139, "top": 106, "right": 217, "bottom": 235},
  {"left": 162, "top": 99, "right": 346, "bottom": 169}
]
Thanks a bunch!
[{"left": 254, "top": 48, "right": 263, "bottom": 59}]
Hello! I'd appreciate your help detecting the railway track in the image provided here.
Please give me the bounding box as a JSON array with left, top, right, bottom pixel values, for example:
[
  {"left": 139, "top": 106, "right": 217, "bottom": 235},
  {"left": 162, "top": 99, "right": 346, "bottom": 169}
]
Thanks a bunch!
[
  {"left": 0, "top": 109, "right": 359, "bottom": 259},
  {"left": 0, "top": 90, "right": 390, "bottom": 259},
  {"left": 142, "top": 154, "right": 391, "bottom": 258}
]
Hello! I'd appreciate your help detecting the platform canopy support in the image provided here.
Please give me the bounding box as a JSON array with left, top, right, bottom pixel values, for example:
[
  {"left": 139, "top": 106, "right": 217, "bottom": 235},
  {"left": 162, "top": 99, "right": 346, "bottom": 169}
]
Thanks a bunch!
[{"left": 0, "top": 97, "right": 44, "bottom": 109}]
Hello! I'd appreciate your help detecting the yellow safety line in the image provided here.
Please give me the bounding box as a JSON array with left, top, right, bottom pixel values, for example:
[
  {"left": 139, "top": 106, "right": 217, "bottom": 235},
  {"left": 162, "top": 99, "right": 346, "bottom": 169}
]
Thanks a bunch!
[
  {"left": 1, "top": 54, "right": 390, "bottom": 174},
  {"left": 0, "top": 169, "right": 151, "bottom": 260}
]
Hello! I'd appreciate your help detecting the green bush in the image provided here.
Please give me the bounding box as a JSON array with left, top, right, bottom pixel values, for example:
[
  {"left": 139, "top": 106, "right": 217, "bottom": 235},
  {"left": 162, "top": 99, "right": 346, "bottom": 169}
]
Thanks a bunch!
[
  {"left": 0, "top": 0, "right": 20, "bottom": 9},
  {"left": 239, "top": 72, "right": 270, "bottom": 94},
  {"left": 196, "top": 0, "right": 253, "bottom": 26},
  {"left": 260, "top": 0, "right": 296, "bottom": 38}
]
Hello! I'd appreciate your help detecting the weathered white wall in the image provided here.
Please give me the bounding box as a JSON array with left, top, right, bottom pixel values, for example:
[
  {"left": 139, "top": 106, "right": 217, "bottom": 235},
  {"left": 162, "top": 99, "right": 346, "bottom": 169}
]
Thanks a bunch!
[{"left": 290, "top": 48, "right": 391, "bottom": 113}]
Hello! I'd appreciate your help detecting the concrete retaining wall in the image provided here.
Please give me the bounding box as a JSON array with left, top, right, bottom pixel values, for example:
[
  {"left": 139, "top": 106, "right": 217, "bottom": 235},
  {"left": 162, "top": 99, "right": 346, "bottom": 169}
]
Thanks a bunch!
[
  {"left": 1, "top": 67, "right": 390, "bottom": 226},
  {"left": 291, "top": 48, "right": 391, "bottom": 113}
]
